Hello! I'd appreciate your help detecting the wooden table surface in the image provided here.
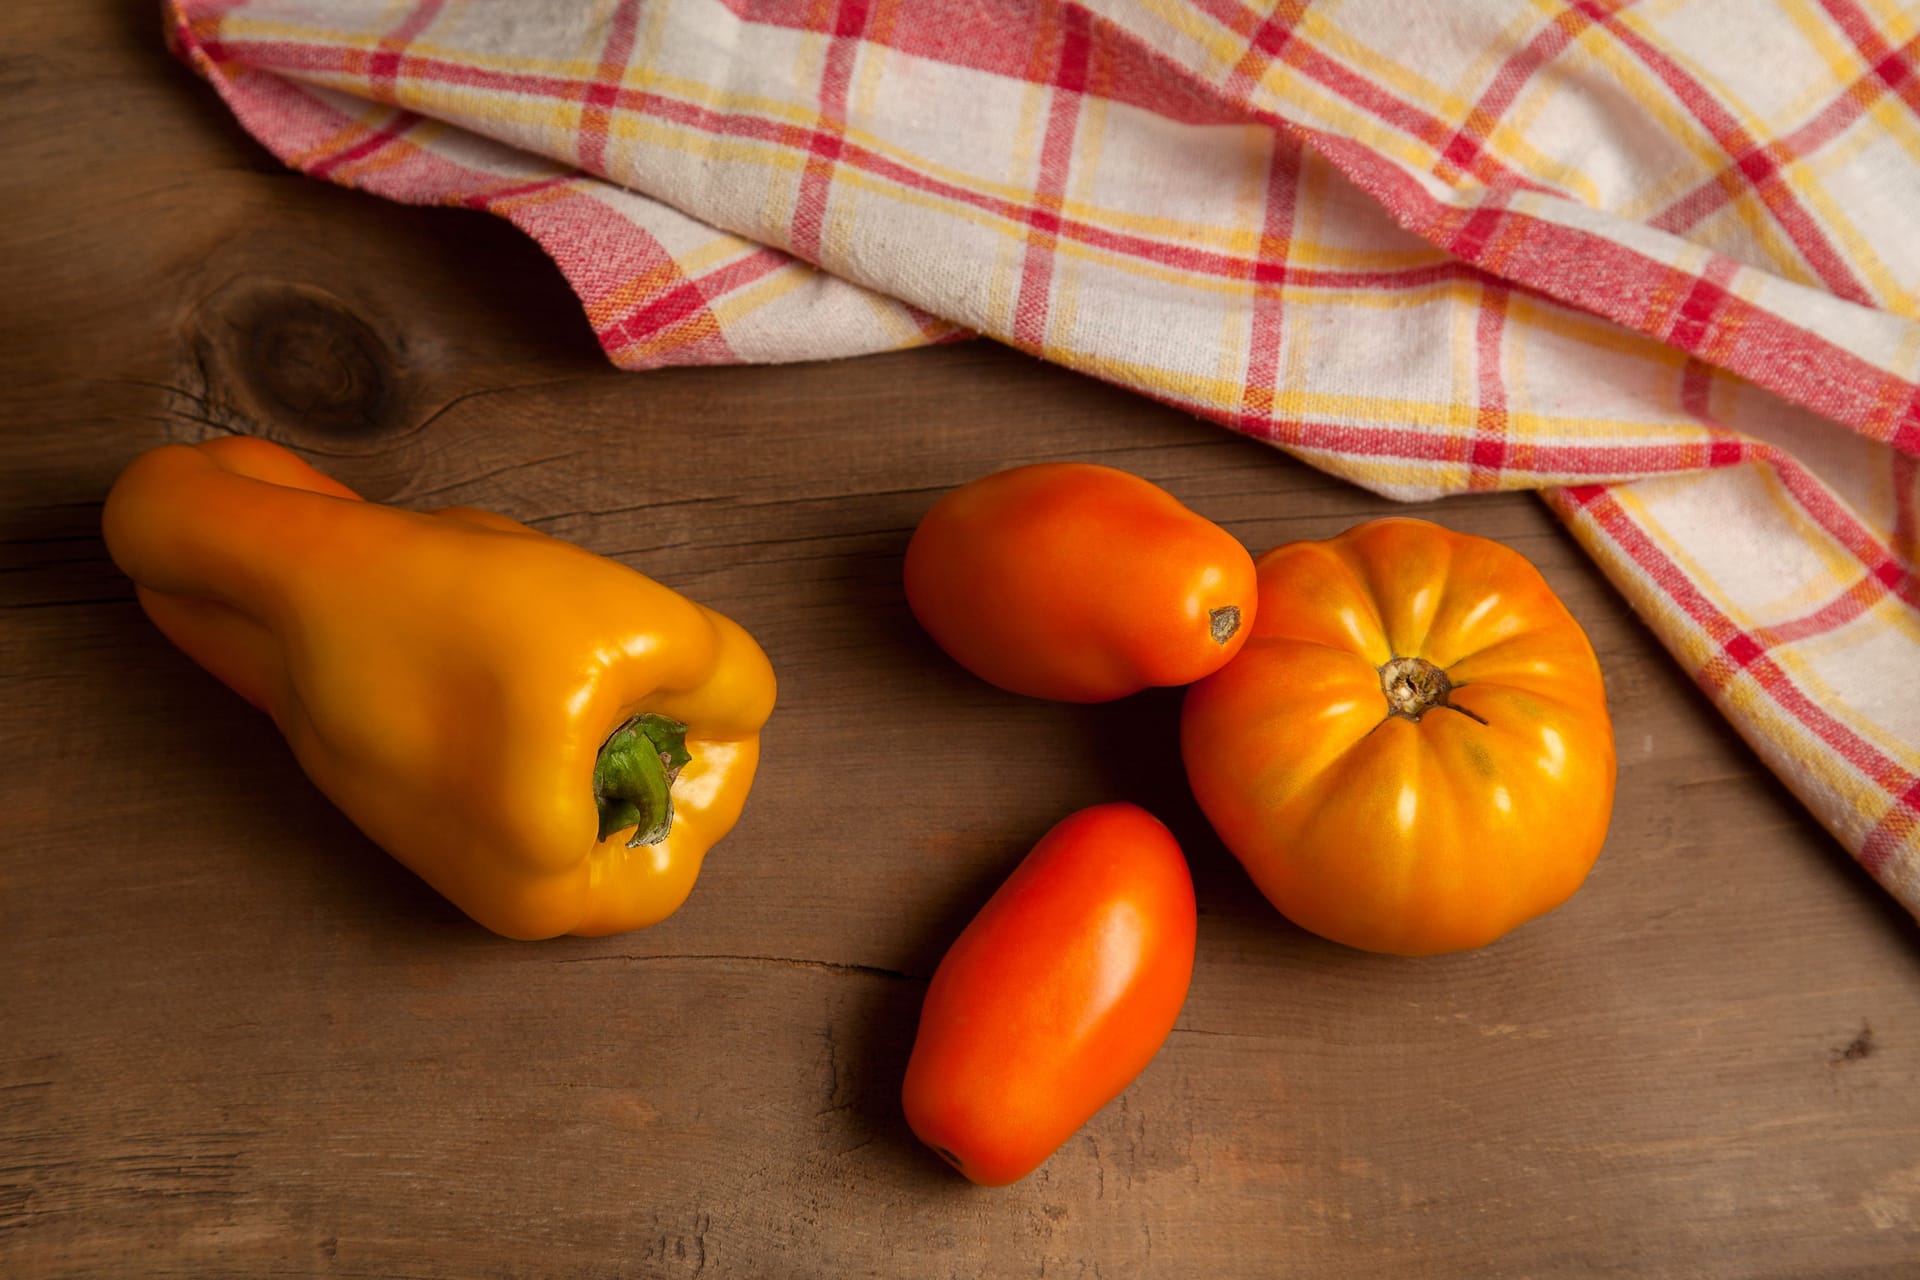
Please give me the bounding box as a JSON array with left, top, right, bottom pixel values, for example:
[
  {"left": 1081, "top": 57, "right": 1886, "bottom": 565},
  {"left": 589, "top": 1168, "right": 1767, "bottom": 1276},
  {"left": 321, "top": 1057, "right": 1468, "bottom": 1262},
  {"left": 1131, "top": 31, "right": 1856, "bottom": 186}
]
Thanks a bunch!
[{"left": 7, "top": 4, "right": 1920, "bottom": 1276}]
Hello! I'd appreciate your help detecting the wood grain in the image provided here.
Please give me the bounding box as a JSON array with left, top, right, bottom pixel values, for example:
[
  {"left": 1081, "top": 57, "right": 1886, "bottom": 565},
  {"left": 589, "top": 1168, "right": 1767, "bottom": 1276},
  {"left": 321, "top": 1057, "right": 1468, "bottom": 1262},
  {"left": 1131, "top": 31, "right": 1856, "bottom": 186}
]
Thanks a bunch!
[{"left": 4, "top": 3, "right": 1918, "bottom": 1276}]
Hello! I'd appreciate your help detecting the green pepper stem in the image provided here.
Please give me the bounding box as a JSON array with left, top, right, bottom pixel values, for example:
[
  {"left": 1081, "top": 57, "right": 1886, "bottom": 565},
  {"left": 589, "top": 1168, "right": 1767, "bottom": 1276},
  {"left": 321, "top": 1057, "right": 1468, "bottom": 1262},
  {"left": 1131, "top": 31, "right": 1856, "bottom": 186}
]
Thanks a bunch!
[{"left": 593, "top": 713, "right": 692, "bottom": 847}]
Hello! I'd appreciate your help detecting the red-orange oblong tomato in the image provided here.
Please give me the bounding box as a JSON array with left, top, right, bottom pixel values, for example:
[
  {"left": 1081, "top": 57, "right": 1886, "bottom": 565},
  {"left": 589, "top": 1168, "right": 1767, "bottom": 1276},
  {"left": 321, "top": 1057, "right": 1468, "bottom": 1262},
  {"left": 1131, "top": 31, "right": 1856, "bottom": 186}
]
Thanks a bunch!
[
  {"left": 1181, "top": 517, "right": 1615, "bottom": 956},
  {"left": 901, "top": 803, "right": 1196, "bottom": 1186},
  {"left": 903, "top": 463, "right": 1256, "bottom": 701}
]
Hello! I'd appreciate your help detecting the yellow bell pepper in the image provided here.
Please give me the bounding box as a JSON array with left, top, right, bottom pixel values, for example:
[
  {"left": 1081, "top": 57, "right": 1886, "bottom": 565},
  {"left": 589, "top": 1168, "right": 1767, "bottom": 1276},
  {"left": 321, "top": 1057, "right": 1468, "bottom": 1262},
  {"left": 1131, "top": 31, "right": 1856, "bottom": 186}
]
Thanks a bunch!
[{"left": 101, "top": 435, "right": 777, "bottom": 940}]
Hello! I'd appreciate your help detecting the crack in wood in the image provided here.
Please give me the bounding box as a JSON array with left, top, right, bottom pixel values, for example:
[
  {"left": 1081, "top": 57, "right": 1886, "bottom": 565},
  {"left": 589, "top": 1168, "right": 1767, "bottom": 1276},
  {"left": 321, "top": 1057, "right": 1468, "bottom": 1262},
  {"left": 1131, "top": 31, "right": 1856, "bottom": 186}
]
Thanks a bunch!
[
  {"left": 409, "top": 375, "right": 605, "bottom": 437},
  {"left": 399, "top": 448, "right": 590, "bottom": 503},
  {"left": 554, "top": 951, "right": 925, "bottom": 982}
]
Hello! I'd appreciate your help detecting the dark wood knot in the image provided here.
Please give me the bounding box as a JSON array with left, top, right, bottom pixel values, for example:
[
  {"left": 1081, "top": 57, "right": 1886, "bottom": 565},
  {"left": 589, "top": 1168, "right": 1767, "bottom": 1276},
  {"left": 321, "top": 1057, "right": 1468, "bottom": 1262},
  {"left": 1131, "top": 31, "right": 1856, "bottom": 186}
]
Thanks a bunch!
[{"left": 192, "top": 279, "right": 399, "bottom": 438}]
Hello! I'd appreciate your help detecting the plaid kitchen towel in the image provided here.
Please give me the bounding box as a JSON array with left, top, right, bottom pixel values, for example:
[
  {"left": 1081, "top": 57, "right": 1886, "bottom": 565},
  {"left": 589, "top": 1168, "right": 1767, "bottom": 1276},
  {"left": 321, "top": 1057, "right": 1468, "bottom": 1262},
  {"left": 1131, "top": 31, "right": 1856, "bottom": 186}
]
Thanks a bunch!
[{"left": 164, "top": 0, "right": 1920, "bottom": 921}]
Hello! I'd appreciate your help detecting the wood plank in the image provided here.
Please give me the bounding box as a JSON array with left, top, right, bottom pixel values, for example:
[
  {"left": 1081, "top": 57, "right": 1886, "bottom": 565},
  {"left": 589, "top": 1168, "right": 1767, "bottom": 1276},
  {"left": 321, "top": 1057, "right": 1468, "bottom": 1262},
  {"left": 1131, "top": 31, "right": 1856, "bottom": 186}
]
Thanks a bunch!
[{"left": 4, "top": 3, "right": 1917, "bottom": 1276}]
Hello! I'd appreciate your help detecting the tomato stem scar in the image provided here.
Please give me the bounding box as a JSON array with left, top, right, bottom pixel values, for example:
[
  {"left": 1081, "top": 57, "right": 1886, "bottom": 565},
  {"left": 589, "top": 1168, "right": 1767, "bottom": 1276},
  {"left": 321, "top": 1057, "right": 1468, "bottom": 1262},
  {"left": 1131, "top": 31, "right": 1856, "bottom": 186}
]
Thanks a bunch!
[{"left": 1378, "top": 656, "right": 1487, "bottom": 724}]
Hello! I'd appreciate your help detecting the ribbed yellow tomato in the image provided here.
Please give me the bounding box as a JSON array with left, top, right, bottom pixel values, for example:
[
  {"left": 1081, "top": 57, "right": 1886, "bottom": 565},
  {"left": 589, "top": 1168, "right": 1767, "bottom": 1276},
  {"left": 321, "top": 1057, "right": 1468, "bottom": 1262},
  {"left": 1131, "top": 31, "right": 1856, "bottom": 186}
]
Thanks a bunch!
[{"left": 1181, "top": 518, "right": 1615, "bottom": 955}]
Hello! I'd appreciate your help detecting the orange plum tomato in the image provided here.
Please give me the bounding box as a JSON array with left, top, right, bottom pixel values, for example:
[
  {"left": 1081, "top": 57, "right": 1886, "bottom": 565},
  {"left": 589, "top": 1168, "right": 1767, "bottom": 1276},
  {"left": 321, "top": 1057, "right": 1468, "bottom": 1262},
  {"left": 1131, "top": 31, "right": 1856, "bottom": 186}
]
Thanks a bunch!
[
  {"left": 904, "top": 463, "right": 1257, "bottom": 701},
  {"left": 901, "top": 803, "right": 1197, "bottom": 1186}
]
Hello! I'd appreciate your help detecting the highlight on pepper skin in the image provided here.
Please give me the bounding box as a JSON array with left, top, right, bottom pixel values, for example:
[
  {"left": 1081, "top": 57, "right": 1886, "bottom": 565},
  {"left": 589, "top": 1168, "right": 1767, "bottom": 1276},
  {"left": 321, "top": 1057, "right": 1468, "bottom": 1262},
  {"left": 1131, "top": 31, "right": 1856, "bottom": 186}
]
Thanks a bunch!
[{"left": 100, "top": 435, "right": 777, "bottom": 940}]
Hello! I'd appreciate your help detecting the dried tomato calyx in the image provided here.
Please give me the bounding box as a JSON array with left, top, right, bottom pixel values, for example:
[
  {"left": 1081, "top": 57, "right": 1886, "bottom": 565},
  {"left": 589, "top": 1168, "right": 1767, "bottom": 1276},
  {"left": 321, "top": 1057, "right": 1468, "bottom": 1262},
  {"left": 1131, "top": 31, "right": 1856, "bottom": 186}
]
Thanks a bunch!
[{"left": 1379, "top": 656, "right": 1458, "bottom": 722}]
